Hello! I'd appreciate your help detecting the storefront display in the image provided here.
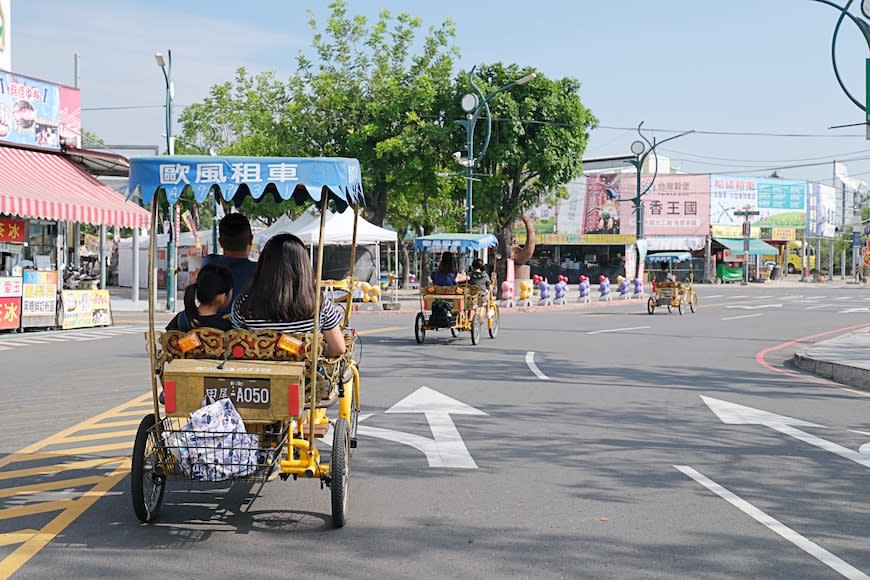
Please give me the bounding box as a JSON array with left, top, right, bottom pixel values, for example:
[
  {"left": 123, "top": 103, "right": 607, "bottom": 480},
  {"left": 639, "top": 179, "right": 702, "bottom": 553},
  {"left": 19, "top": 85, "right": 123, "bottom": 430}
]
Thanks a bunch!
[
  {"left": 21, "top": 269, "right": 58, "bottom": 328},
  {"left": 59, "top": 289, "right": 111, "bottom": 329}
]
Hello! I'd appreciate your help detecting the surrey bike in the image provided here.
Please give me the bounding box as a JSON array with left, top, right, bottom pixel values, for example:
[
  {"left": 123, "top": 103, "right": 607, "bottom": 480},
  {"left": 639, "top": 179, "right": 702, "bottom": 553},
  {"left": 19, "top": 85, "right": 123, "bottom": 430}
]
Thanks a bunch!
[{"left": 128, "top": 156, "right": 364, "bottom": 527}]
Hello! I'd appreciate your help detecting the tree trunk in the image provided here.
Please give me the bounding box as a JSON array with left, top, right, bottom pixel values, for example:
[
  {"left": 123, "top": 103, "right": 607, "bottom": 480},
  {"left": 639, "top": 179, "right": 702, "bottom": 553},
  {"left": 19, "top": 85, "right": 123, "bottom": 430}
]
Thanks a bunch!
[{"left": 401, "top": 243, "right": 411, "bottom": 288}]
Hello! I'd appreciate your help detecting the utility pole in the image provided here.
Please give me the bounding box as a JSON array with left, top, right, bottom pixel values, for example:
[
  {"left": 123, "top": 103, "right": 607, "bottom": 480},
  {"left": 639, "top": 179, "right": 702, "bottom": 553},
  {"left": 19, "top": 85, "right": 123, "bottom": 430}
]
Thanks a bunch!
[{"left": 734, "top": 207, "right": 760, "bottom": 286}]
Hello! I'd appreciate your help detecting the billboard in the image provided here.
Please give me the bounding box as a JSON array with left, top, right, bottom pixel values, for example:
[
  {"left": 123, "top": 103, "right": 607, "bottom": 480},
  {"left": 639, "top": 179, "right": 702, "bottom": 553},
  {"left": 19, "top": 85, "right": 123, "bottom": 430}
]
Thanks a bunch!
[
  {"left": 619, "top": 174, "right": 710, "bottom": 237},
  {"left": 0, "top": 71, "right": 80, "bottom": 150},
  {"left": 806, "top": 183, "right": 836, "bottom": 238},
  {"left": 0, "top": 0, "right": 10, "bottom": 72},
  {"left": 710, "top": 174, "right": 806, "bottom": 238}
]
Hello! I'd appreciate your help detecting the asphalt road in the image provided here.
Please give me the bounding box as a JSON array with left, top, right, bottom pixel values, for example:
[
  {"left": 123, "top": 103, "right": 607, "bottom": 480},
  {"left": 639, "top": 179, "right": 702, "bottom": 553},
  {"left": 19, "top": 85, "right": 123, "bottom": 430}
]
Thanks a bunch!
[{"left": 1, "top": 284, "right": 869, "bottom": 579}]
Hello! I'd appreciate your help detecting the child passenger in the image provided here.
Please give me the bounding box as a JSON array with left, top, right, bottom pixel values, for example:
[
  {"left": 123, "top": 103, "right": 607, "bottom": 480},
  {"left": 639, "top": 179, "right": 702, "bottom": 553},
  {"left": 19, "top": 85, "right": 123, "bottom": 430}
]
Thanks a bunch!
[{"left": 165, "top": 264, "right": 234, "bottom": 332}]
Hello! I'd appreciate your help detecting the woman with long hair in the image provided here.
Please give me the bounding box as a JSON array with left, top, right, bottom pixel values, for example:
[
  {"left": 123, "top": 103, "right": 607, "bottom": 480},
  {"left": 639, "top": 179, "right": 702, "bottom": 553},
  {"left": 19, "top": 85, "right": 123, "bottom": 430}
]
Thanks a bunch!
[
  {"left": 431, "top": 252, "right": 468, "bottom": 286},
  {"left": 231, "top": 233, "right": 346, "bottom": 356}
]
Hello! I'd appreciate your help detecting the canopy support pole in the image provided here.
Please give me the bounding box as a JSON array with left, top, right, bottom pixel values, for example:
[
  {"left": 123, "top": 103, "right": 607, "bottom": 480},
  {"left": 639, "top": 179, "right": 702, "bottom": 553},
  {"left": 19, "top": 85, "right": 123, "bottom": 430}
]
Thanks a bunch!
[
  {"left": 343, "top": 203, "right": 361, "bottom": 328},
  {"left": 307, "top": 193, "right": 330, "bottom": 452}
]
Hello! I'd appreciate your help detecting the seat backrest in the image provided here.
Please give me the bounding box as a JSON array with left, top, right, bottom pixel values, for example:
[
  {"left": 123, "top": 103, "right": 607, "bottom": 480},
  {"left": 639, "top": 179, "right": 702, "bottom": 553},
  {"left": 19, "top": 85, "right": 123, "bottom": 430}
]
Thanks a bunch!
[{"left": 159, "top": 328, "right": 317, "bottom": 362}]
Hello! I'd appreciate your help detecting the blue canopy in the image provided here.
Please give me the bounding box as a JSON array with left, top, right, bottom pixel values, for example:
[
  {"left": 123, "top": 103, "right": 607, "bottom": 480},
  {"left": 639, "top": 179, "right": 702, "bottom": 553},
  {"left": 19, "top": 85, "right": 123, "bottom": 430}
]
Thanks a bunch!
[
  {"left": 646, "top": 251, "right": 692, "bottom": 264},
  {"left": 413, "top": 233, "right": 499, "bottom": 251},
  {"left": 127, "top": 156, "right": 365, "bottom": 211}
]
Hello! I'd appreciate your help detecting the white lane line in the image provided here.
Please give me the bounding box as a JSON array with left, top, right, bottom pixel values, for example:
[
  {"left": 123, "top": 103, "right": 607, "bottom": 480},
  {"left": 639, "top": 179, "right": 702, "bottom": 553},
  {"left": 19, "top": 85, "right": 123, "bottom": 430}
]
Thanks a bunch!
[
  {"left": 755, "top": 295, "right": 772, "bottom": 299},
  {"left": 705, "top": 294, "right": 724, "bottom": 299},
  {"left": 731, "top": 295, "right": 748, "bottom": 299},
  {"left": 524, "top": 352, "right": 549, "bottom": 381},
  {"left": 834, "top": 296, "right": 853, "bottom": 300},
  {"left": 721, "top": 313, "right": 762, "bottom": 321},
  {"left": 675, "top": 465, "right": 869, "bottom": 580},
  {"left": 782, "top": 295, "right": 802, "bottom": 300},
  {"left": 587, "top": 326, "right": 651, "bottom": 335},
  {"left": 3, "top": 337, "right": 60, "bottom": 344},
  {"left": 805, "top": 304, "right": 828, "bottom": 310}
]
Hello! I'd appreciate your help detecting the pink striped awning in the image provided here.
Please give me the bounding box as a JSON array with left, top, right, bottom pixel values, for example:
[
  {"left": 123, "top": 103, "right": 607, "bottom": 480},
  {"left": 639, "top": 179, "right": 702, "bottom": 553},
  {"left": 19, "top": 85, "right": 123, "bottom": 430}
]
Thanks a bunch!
[{"left": 0, "top": 145, "right": 151, "bottom": 229}]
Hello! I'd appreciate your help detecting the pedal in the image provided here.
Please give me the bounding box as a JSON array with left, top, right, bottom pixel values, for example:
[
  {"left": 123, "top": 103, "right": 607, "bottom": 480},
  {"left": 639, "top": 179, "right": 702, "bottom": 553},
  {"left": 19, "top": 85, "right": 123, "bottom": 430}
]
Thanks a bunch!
[{"left": 350, "top": 438, "right": 358, "bottom": 448}]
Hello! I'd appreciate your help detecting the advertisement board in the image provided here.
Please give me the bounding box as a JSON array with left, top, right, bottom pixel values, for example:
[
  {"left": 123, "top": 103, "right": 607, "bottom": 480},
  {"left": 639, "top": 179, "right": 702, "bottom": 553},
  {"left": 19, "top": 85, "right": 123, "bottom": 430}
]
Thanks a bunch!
[
  {"left": 0, "top": 274, "right": 21, "bottom": 330},
  {"left": 60, "top": 289, "right": 112, "bottom": 329},
  {"left": 619, "top": 174, "right": 711, "bottom": 237},
  {"left": 710, "top": 175, "right": 807, "bottom": 238},
  {"left": 806, "top": 183, "right": 837, "bottom": 238},
  {"left": 0, "top": 0, "right": 10, "bottom": 72},
  {"left": 0, "top": 71, "right": 81, "bottom": 151}
]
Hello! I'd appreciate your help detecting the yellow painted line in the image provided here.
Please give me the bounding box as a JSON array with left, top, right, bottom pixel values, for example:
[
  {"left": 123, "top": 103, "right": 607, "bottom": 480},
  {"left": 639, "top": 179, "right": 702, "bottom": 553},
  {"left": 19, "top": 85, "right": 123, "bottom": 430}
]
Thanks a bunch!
[
  {"left": 0, "top": 501, "right": 72, "bottom": 521},
  {"left": 0, "top": 530, "right": 39, "bottom": 547},
  {"left": 0, "top": 475, "right": 110, "bottom": 499},
  {"left": 356, "top": 325, "right": 403, "bottom": 336},
  {"left": 86, "top": 418, "right": 145, "bottom": 429},
  {"left": 36, "top": 442, "right": 132, "bottom": 456},
  {"left": 53, "top": 429, "right": 137, "bottom": 444},
  {"left": 0, "top": 457, "right": 126, "bottom": 482},
  {"left": 0, "top": 462, "right": 129, "bottom": 577}
]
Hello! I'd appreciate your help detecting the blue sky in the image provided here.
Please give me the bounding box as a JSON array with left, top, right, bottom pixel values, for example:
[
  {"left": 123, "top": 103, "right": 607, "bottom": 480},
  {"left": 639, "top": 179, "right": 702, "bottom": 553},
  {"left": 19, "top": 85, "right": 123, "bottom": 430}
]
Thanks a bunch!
[{"left": 8, "top": 0, "right": 870, "bottom": 185}]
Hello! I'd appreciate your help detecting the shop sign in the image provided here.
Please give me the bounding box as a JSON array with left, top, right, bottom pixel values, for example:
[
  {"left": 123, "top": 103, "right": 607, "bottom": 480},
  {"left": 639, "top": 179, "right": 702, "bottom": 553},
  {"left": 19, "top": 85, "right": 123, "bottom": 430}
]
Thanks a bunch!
[
  {"left": 582, "top": 233, "right": 636, "bottom": 244},
  {"left": 22, "top": 270, "right": 58, "bottom": 285},
  {"left": 0, "top": 275, "right": 22, "bottom": 297},
  {"left": 22, "top": 283, "right": 56, "bottom": 316},
  {"left": 712, "top": 224, "right": 760, "bottom": 238},
  {"left": 0, "top": 296, "right": 20, "bottom": 330},
  {"left": 766, "top": 228, "right": 796, "bottom": 241},
  {"left": 0, "top": 218, "right": 24, "bottom": 243},
  {"left": 60, "top": 289, "right": 112, "bottom": 329}
]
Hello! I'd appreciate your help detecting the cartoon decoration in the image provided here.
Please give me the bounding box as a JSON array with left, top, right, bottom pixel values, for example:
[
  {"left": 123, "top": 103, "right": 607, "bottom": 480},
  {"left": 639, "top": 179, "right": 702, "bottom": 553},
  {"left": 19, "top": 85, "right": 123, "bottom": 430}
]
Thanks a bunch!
[
  {"left": 631, "top": 278, "right": 645, "bottom": 299},
  {"left": 578, "top": 275, "right": 591, "bottom": 303},
  {"left": 554, "top": 278, "right": 568, "bottom": 305},
  {"left": 538, "top": 279, "right": 552, "bottom": 306},
  {"left": 517, "top": 280, "right": 534, "bottom": 307},
  {"left": 598, "top": 275, "right": 611, "bottom": 301},
  {"left": 617, "top": 275, "right": 631, "bottom": 299},
  {"left": 500, "top": 280, "right": 515, "bottom": 308},
  {"left": 357, "top": 281, "right": 380, "bottom": 303},
  {"left": 592, "top": 187, "right": 621, "bottom": 234}
]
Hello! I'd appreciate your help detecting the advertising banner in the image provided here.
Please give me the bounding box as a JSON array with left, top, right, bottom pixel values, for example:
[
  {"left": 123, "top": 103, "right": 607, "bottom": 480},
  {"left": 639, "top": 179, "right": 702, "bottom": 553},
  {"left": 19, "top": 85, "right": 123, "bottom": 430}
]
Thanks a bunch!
[
  {"left": 59, "top": 84, "right": 81, "bottom": 148},
  {"left": 22, "top": 270, "right": 58, "bottom": 285},
  {"left": 60, "top": 289, "right": 112, "bottom": 329},
  {"left": 0, "top": 274, "right": 21, "bottom": 297},
  {"left": 755, "top": 177, "right": 807, "bottom": 229},
  {"left": 0, "top": 0, "right": 10, "bottom": 72},
  {"left": 583, "top": 173, "right": 627, "bottom": 235},
  {"left": 619, "top": 174, "right": 710, "bottom": 237},
  {"left": 0, "top": 217, "right": 24, "bottom": 243},
  {"left": 806, "top": 183, "right": 837, "bottom": 238},
  {"left": 0, "top": 296, "right": 19, "bottom": 330},
  {"left": 0, "top": 70, "right": 61, "bottom": 149},
  {"left": 22, "top": 283, "right": 57, "bottom": 316}
]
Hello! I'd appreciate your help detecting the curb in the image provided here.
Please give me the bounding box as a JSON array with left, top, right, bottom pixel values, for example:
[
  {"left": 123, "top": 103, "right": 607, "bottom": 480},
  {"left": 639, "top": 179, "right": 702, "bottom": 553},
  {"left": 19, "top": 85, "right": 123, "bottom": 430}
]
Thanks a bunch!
[{"left": 793, "top": 351, "right": 870, "bottom": 392}]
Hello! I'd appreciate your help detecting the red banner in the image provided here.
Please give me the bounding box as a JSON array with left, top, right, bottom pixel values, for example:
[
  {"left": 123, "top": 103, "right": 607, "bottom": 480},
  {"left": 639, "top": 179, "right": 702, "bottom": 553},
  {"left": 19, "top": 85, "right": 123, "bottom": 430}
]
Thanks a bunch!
[
  {"left": 0, "top": 218, "right": 25, "bottom": 243},
  {"left": 0, "top": 296, "right": 21, "bottom": 330}
]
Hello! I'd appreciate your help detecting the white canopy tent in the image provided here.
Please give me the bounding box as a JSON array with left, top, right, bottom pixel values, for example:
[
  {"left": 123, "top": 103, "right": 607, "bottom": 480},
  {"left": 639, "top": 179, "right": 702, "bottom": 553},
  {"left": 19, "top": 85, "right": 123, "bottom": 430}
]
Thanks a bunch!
[{"left": 257, "top": 210, "right": 399, "bottom": 296}]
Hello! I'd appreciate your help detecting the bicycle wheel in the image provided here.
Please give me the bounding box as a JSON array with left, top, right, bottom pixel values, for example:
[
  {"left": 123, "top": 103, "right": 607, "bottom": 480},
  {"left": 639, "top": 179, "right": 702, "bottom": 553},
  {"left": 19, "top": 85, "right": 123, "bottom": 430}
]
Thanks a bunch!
[{"left": 131, "top": 414, "right": 165, "bottom": 523}]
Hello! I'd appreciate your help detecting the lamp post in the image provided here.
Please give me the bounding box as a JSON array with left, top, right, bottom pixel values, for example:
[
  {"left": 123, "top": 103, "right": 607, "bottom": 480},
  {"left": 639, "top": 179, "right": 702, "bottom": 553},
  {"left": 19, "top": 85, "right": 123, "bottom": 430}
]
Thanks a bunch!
[
  {"left": 624, "top": 122, "right": 694, "bottom": 278},
  {"left": 155, "top": 50, "right": 176, "bottom": 312},
  {"left": 455, "top": 67, "right": 536, "bottom": 233}
]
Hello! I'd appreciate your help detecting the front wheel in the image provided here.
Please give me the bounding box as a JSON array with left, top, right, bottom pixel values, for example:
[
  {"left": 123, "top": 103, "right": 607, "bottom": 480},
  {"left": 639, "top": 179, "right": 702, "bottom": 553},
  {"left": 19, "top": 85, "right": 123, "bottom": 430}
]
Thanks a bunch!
[
  {"left": 131, "top": 414, "right": 165, "bottom": 523},
  {"left": 330, "top": 417, "right": 350, "bottom": 528},
  {"left": 470, "top": 313, "right": 481, "bottom": 345},
  {"left": 488, "top": 304, "right": 500, "bottom": 339},
  {"left": 677, "top": 299, "right": 684, "bottom": 315},
  {"left": 689, "top": 291, "right": 697, "bottom": 313},
  {"left": 414, "top": 312, "right": 426, "bottom": 344},
  {"left": 450, "top": 328, "right": 459, "bottom": 338},
  {"left": 647, "top": 297, "right": 655, "bottom": 315}
]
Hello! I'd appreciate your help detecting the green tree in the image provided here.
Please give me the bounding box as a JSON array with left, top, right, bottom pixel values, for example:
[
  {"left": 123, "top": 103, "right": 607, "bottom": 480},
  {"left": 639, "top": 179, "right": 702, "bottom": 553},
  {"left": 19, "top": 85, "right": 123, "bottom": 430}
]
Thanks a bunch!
[{"left": 451, "top": 63, "right": 597, "bottom": 284}]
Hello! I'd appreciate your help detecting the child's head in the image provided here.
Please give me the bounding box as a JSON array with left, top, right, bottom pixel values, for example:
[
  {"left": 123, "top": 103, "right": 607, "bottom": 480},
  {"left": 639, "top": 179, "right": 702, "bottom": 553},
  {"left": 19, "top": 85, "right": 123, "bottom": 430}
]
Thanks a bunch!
[
  {"left": 471, "top": 258, "right": 485, "bottom": 271},
  {"left": 183, "top": 264, "right": 234, "bottom": 322}
]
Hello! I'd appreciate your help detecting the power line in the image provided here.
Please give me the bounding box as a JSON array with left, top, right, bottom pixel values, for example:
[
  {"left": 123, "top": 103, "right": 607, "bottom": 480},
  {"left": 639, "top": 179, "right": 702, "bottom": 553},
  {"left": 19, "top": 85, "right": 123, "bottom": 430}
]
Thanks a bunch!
[
  {"left": 658, "top": 145, "right": 870, "bottom": 165},
  {"left": 596, "top": 124, "right": 865, "bottom": 138}
]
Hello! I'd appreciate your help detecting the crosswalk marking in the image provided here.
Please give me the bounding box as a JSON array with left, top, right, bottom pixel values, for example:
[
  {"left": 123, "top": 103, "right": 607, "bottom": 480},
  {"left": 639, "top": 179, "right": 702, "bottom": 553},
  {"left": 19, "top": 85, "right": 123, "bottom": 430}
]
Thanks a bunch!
[{"left": 0, "top": 326, "right": 145, "bottom": 351}]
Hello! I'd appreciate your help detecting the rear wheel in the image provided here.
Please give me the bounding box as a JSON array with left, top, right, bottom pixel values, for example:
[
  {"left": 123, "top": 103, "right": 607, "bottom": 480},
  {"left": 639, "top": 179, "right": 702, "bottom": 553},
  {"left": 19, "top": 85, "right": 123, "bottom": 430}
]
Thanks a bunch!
[
  {"left": 414, "top": 313, "right": 426, "bottom": 344},
  {"left": 689, "top": 291, "right": 697, "bottom": 313},
  {"left": 488, "top": 304, "right": 500, "bottom": 339},
  {"left": 131, "top": 414, "right": 165, "bottom": 523},
  {"left": 330, "top": 418, "right": 350, "bottom": 528},
  {"left": 470, "top": 313, "right": 482, "bottom": 345},
  {"left": 450, "top": 328, "right": 459, "bottom": 337},
  {"left": 677, "top": 299, "right": 684, "bottom": 315},
  {"left": 647, "top": 297, "right": 655, "bottom": 314}
]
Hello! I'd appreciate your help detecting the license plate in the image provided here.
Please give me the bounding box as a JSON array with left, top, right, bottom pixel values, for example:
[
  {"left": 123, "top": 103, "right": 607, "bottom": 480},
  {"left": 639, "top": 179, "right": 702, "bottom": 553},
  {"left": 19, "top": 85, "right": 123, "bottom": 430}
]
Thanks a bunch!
[{"left": 204, "top": 376, "right": 271, "bottom": 409}]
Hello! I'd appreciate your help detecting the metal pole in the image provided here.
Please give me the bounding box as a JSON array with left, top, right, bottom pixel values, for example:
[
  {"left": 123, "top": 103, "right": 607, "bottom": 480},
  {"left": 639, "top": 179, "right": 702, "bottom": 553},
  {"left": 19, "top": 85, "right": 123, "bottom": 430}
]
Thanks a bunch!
[
  {"left": 99, "top": 224, "right": 107, "bottom": 289},
  {"left": 132, "top": 226, "right": 140, "bottom": 302},
  {"left": 159, "top": 50, "right": 177, "bottom": 312},
  {"left": 465, "top": 113, "right": 474, "bottom": 233}
]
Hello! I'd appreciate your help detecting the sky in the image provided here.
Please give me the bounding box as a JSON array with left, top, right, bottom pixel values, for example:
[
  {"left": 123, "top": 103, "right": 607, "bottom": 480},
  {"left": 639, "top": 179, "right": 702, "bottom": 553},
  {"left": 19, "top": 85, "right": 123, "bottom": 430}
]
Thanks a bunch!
[{"left": 8, "top": 0, "right": 870, "bottom": 187}]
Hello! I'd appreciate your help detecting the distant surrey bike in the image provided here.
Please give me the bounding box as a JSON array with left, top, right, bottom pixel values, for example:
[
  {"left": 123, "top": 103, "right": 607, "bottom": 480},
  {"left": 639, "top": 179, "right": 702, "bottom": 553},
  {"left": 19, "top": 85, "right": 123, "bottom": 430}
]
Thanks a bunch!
[{"left": 647, "top": 273, "right": 697, "bottom": 315}]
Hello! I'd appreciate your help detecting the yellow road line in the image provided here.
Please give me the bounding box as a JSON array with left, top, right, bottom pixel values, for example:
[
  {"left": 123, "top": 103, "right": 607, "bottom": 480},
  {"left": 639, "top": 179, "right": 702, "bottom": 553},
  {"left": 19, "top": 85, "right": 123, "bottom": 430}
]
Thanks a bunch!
[
  {"left": 356, "top": 325, "right": 403, "bottom": 336},
  {"left": 0, "top": 457, "right": 126, "bottom": 482},
  {"left": 0, "top": 501, "right": 73, "bottom": 521},
  {"left": 85, "top": 418, "right": 144, "bottom": 429},
  {"left": 0, "top": 462, "right": 129, "bottom": 577},
  {"left": 0, "top": 531, "right": 38, "bottom": 547},
  {"left": 36, "top": 442, "right": 132, "bottom": 456},
  {"left": 0, "top": 475, "right": 111, "bottom": 499},
  {"left": 53, "top": 429, "right": 137, "bottom": 444}
]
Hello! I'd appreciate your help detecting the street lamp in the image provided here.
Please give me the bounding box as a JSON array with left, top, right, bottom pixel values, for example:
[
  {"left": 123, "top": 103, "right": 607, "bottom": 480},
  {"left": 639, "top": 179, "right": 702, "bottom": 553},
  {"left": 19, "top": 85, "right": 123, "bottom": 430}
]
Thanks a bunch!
[
  {"left": 624, "top": 122, "right": 694, "bottom": 277},
  {"left": 454, "top": 67, "right": 536, "bottom": 233},
  {"left": 155, "top": 50, "right": 176, "bottom": 312}
]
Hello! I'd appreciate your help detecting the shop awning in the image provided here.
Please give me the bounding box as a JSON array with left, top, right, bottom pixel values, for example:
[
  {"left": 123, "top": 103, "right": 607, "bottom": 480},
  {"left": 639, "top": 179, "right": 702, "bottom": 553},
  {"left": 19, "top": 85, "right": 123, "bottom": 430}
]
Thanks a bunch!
[
  {"left": 413, "top": 233, "right": 499, "bottom": 251},
  {"left": 714, "top": 237, "right": 778, "bottom": 256},
  {"left": 0, "top": 145, "right": 150, "bottom": 229}
]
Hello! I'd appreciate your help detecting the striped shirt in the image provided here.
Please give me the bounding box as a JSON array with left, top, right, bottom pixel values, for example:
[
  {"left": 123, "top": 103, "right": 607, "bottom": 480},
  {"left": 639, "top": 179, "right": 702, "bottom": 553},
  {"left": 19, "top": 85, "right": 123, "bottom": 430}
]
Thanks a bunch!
[{"left": 231, "top": 293, "right": 343, "bottom": 333}]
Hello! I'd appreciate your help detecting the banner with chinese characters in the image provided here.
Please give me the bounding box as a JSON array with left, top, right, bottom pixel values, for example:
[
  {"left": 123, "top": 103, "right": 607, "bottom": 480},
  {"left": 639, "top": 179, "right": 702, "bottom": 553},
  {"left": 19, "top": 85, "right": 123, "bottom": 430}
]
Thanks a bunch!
[
  {"left": 0, "top": 217, "right": 24, "bottom": 243},
  {"left": 806, "top": 183, "right": 836, "bottom": 238},
  {"left": 0, "top": 70, "right": 60, "bottom": 149},
  {"left": 0, "top": 275, "right": 21, "bottom": 330},
  {"left": 60, "top": 289, "right": 112, "bottom": 329},
  {"left": 22, "top": 269, "right": 59, "bottom": 328},
  {"left": 711, "top": 174, "right": 807, "bottom": 233},
  {"left": 619, "top": 174, "right": 710, "bottom": 237}
]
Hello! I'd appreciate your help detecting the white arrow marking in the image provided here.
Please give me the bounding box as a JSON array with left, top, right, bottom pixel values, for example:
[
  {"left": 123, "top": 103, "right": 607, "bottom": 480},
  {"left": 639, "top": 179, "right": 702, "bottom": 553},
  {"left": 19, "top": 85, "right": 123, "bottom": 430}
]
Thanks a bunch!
[
  {"left": 587, "top": 325, "right": 650, "bottom": 335},
  {"left": 675, "top": 465, "right": 870, "bottom": 580},
  {"left": 702, "top": 396, "right": 870, "bottom": 469},
  {"left": 359, "top": 386, "right": 487, "bottom": 469},
  {"left": 725, "top": 304, "right": 782, "bottom": 310},
  {"left": 841, "top": 307, "right": 870, "bottom": 314},
  {"left": 525, "top": 351, "right": 550, "bottom": 380}
]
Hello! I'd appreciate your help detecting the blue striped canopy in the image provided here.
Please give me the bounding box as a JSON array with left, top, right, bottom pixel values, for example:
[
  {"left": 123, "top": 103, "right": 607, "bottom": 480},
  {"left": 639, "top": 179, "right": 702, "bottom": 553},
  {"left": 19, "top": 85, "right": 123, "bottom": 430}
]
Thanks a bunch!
[
  {"left": 127, "top": 156, "right": 364, "bottom": 211},
  {"left": 413, "top": 233, "right": 499, "bottom": 251}
]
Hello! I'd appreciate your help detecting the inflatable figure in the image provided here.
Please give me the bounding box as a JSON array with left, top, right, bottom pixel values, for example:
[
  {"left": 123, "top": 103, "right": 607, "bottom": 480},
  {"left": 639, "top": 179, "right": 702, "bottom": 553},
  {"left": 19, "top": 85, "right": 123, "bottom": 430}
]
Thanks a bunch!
[
  {"left": 617, "top": 275, "right": 630, "bottom": 299},
  {"left": 554, "top": 280, "right": 567, "bottom": 305},
  {"left": 599, "top": 275, "right": 612, "bottom": 302},
  {"left": 631, "top": 277, "right": 645, "bottom": 299},
  {"left": 578, "top": 275, "right": 591, "bottom": 303}
]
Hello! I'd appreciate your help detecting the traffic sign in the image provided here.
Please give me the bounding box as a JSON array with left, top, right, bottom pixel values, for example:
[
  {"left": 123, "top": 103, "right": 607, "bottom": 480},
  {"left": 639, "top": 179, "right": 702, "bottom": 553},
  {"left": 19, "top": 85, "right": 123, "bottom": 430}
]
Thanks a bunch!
[{"left": 734, "top": 210, "right": 760, "bottom": 217}]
